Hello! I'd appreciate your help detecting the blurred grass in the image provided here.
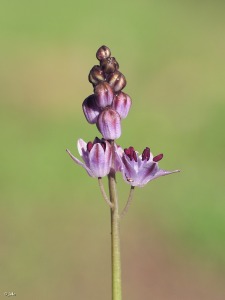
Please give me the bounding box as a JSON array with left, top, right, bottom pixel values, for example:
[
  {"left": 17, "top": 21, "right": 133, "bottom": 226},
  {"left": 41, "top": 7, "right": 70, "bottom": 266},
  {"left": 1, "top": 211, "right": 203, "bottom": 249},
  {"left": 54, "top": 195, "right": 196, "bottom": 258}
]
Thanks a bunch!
[{"left": 1, "top": 0, "right": 225, "bottom": 299}]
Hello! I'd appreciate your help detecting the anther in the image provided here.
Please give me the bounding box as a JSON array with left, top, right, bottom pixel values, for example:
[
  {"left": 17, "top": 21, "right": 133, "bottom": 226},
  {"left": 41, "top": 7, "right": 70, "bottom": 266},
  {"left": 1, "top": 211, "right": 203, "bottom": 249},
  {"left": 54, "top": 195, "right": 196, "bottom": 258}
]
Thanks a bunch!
[
  {"left": 142, "top": 147, "right": 150, "bottom": 161},
  {"left": 153, "top": 153, "right": 163, "bottom": 162}
]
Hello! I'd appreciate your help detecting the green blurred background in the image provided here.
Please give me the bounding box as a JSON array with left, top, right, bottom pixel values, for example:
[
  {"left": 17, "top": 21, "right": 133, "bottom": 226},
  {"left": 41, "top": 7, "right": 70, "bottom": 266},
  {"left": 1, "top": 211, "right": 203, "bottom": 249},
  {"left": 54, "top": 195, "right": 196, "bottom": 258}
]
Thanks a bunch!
[{"left": 1, "top": 0, "right": 225, "bottom": 299}]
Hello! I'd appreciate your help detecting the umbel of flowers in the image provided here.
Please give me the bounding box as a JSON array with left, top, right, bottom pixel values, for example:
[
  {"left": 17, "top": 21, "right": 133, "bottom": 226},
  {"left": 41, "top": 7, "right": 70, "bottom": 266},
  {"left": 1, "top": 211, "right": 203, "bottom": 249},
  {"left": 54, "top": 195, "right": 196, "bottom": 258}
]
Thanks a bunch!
[{"left": 66, "top": 46, "right": 179, "bottom": 300}]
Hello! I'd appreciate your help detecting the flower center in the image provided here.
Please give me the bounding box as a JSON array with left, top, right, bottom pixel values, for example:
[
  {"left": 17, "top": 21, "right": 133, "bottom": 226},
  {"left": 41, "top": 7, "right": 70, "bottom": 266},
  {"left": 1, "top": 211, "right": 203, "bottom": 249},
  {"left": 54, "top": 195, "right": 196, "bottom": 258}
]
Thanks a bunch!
[
  {"left": 87, "top": 140, "right": 106, "bottom": 152},
  {"left": 124, "top": 146, "right": 137, "bottom": 162}
]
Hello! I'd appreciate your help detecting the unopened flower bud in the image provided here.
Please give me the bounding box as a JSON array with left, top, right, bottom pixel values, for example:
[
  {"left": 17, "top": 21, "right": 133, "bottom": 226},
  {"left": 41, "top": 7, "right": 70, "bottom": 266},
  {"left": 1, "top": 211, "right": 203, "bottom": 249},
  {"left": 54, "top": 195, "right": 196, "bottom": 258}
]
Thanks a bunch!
[
  {"left": 100, "top": 57, "right": 119, "bottom": 74},
  {"left": 96, "top": 45, "right": 111, "bottom": 61},
  {"left": 82, "top": 94, "right": 100, "bottom": 124},
  {"left": 107, "top": 71, "right": 126, "bottom": 92},
  {"left": 88, "top": 65, "right": 106, "bottom": 86},
  {"left": 94, "top": 82, "right": 114, "bottom": 108},
  {"left": 97, "top": 108, "right": 121, "bottom": 140},
  {"left": 112, "top": 92, "right": 132, "bottom": 119}
]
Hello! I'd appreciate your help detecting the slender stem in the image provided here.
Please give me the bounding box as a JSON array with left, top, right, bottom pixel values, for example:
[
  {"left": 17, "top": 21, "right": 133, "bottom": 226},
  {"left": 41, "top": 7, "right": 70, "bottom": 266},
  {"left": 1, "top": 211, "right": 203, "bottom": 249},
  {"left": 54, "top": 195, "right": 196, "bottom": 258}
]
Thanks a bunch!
[
  {"left": 120, "top": 186, "right": 135, "bottom": 219},
  {"left": 108, "top": 141, "right": 122, "bottom": 300},
  {"left": 98, "top": 177, "right": 113, "bottom": 208}
]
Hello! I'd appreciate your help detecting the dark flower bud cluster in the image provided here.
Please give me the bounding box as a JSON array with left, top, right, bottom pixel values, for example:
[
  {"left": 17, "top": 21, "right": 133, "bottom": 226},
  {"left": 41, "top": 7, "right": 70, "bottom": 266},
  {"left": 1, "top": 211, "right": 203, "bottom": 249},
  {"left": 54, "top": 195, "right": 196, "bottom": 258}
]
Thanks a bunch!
[{"left": 83, "top": 45, "right": 132, "bottom": 140}]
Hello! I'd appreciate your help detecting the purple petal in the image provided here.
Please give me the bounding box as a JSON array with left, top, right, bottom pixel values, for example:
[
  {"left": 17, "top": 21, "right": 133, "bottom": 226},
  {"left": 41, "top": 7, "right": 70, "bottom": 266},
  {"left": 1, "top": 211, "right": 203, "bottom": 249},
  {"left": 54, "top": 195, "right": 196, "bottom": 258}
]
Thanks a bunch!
[
  {"left": 134, "top": 162, "right": 158, "bottom": 186},
  {"left": 121, "top": 155, "right": 137, "bottom": 182},
  {"left": 114, "top": 145, "right": 124, "bottom": 172},
  {"left": 141, "top": 168, "right": 180, "bottom": 186},
  {"left": 77, "top": 139, "right": 87, "bottom": 156},
  {"left": 89, "top": 143, "right": 111, "bottom": 177},
  {"left": 66, "top": 149, "right": 94, "bottom": 177},
  {"left": 77, "top": 139, "right": 90, "bottom": 166}
]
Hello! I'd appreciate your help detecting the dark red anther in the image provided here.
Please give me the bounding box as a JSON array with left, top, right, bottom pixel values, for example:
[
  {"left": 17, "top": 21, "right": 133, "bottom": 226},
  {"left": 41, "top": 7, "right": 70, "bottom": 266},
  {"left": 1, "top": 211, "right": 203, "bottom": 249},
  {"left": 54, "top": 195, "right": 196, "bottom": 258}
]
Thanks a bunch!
[
  {"left": 153, "top": 153, "right": 163, "bottom": 162},
  {"left": 129, "top": 147, "right": 135, "bottom": 160},
  {"left": 124, "top": 148, "right": 130, "bottom": 158},
  {"left": 87, "top": 142, "right": 93, "bottom": 152},
  {"left": 142, "top": 147, "right": 150, "bottom": 161},
  {"left": 124, "top": 146, "right": 137, "bottom": 161},
  {"left": 100, "top": 142, "right": 106, "bottom": 151}
]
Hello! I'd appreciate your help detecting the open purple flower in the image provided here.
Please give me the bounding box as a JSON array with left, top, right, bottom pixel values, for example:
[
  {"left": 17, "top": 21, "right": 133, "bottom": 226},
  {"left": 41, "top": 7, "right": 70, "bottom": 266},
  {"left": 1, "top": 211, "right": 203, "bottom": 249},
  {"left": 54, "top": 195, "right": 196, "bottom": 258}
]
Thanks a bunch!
[
  {"left": 66, "top": 138, "right": 112, "bottom": 178},
  {"left": 119, "top": 146, "right": 179, "bottom": 187}
]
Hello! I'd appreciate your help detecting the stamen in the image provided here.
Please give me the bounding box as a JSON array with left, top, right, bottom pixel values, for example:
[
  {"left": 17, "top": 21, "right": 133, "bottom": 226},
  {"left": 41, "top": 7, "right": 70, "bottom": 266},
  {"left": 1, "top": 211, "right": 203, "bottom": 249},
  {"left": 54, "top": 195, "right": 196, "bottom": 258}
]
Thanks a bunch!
[
  {"left": 124, "top": 146, "right": 137, "bottom": 161},
  {"left": 153, "top": 153, "right": 163, "bottom": 162},
  {"left": 142, "top": 147, "right": 150, "bottom": 161},
  {"left": 101, "top": 142, "right": 106, "bottom": 151},
  {"left": 87, "top": 142, "right": 93, "bottom": 152},
  {"left": 129, "top": 147, "right": 135, "bottom": 161},
  {"left": 124, "top": 148, "right": 131, "bottom": 159}
]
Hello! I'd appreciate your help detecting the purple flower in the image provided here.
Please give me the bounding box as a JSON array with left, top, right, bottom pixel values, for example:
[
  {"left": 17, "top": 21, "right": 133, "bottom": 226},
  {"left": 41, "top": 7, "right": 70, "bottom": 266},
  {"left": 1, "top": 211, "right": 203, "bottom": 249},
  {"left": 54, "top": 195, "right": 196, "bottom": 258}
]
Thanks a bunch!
[
  {"left": 118, "top": 146, "right": 179, "bottom": 187},
  {"left": 66, "top": 138, "right": 112, "bottom": 178}
]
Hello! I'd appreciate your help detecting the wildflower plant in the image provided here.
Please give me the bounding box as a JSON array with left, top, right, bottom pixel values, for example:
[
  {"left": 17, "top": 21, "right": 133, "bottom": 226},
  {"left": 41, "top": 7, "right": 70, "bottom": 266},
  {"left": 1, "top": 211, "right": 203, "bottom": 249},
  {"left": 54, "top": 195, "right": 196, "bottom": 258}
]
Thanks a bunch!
[{"left": 66, "top": 46, "right": 179, "bottom": 300}]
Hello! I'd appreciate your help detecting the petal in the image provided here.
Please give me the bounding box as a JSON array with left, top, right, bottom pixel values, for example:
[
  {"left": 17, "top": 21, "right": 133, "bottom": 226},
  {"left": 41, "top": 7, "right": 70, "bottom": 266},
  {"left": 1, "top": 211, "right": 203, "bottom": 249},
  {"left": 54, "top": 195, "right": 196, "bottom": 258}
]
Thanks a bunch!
[
  {"left": 77, "top": 139, "right": 90, "bottom": 167},
  {"left": 103, "top": 140, "right": 112, "bottom": 174},
  {"left": 77, "top": 139, "right": 87, "bottom": 156},
  {"left": 141, "top": 167, "right": 180, "bottom": 186},
  {"left": 114, "top": 145, "right": 123, "bottom": 172},
  {"left": 134, "top": 162, "right": 158, "bottom": 186},
  {"left": 89, "top": 143, "right": 110, "bottom": 177},
  {"left": 66, "top": 149, "right": 95, "bottom": 177},
  {"left": 121, "top": 155, "right": 137, "bottom": 182},
  {"left": 150, "top": 169, "right": 180, "bottom": 181}
]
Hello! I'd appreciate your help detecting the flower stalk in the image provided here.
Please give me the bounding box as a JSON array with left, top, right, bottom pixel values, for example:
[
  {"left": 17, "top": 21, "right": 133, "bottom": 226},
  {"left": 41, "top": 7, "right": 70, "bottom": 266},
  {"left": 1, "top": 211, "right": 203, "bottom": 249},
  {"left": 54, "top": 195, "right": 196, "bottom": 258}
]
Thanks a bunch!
[{"left": 120, "top": 186, "right": 135, "bottom": 219}]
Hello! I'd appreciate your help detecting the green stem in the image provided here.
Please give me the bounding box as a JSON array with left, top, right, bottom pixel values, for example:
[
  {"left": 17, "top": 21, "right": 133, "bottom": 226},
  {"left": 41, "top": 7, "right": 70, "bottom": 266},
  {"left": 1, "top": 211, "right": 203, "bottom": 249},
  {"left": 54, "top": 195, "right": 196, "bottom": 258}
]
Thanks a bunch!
[
  {"left": 108, "top": 141, "right": 122, "bottom": 300},
  {"left": 120, "top": 186, "right": 135, "bottom": 219},
  {"left": 98, "top": 177, "right": 113, "bottom": 208}
]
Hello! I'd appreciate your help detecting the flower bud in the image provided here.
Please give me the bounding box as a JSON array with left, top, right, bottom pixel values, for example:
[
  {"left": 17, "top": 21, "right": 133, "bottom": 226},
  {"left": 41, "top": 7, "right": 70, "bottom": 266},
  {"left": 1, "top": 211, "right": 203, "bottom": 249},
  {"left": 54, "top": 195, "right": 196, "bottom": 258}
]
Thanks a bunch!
[
  {"left": 107, "top": 71, "right": 126, "bottom": 92},
  {"left": 82, "top": 94, "right": 100, "bottom": 124},
  {"left": 96, "top": 45, "right": 111, "bottom": 61},
  {"left": 94, "top": 82, "right": 114, "bottom": 108},
  {"left": 100, "top": 57, "right": 119, "bottom": 74},
  {"left": 112, "top": 92, "right": 132, "bottom": 119},
  {"left": 97, "top": 108, "right": 121, "bottom": 140},
  {"left": 88, "top": 65, "right": 106, "bottom": 86}
]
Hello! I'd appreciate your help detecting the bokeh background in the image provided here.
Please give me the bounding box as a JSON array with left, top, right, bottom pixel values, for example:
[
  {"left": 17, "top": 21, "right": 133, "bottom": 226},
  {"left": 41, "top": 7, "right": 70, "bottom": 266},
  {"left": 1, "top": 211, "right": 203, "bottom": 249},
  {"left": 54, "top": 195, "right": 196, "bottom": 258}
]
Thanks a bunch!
[{"left": 1, "top": 0, "right": 225, "bottom": 299}]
